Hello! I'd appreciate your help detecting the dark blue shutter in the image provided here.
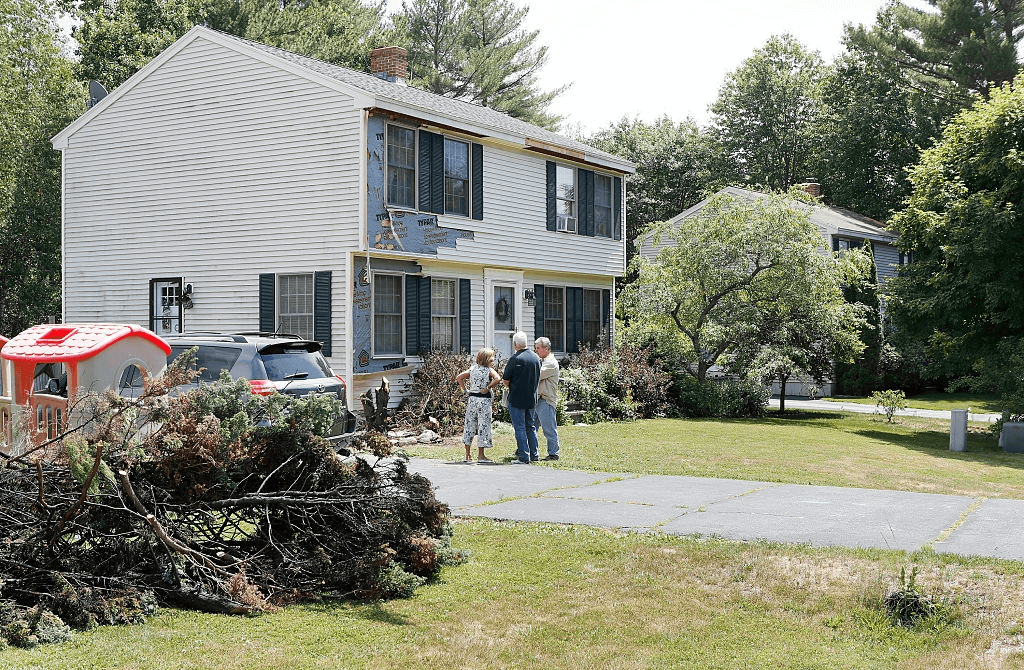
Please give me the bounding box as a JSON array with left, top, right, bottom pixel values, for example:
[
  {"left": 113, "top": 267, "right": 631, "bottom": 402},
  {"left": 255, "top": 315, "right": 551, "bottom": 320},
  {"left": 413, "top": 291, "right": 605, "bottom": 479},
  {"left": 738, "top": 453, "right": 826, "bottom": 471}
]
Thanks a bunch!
[
  {"left": 534, "top": 284, "right": 545, "bottom": 338},
  {"left": 314, "top": 271, "right": 332, "bottom": 357},
  {"left": 579, "top": 169, "right": 595, "bottom": 237},
  {"left": 613, "top": 176, "right": 622, "bottom": 241},
  {"left": 602, "top": 288, "right": 611, "bottom": 347},
  {"left": 832, "top": 237, "right": 840, "bottom": 252},
  {"left": 430, "top": 133, "right": 444, "bottom": 214},
  {"left": 566, "top": 287, "right": 584, "bottom": 353},
  {"left": 472, "top": 143, "right": 483, "bottom": 220},
  {"left": 419, "top": 275, "right": 431, "bottom": 353},
  {"left": 459, "top": 278, "right": 471, "bottom": 352},
  {"left": 259, "top": 274, "right": 275, "bottom": 332},
  {"left": 546, "top": 161, "right": 557, "bottom": 231},
  {"left": 418, "top": 130, "right": 437, "bottom": 213},
  {"left": 405, "top": 275, "right": 420, "bottom": 354}
]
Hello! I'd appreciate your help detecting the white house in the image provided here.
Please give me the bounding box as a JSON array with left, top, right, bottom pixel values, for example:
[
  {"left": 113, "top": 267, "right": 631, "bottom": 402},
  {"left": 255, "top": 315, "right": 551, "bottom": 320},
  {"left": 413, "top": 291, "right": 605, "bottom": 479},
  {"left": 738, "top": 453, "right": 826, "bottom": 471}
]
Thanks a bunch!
[{"left": 51, "top": 27, "right": 633, "bottom": 405}]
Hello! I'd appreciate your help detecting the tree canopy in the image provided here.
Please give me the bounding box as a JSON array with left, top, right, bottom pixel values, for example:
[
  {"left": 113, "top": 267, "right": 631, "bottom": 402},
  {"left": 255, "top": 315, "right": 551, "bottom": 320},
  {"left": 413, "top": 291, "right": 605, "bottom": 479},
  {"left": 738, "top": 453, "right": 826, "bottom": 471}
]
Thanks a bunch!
[
  {"left": 710, "top": 34, "right": 825, "bottom": 190},
  {"left": 0, "top": 0, "right": 83, "bottom": 335},
  {"left": 622, "top": 189, "right": 869, "bottom": 386},
  {"left": 887, "top": 73, "right": 1024, "bottom": 408}
]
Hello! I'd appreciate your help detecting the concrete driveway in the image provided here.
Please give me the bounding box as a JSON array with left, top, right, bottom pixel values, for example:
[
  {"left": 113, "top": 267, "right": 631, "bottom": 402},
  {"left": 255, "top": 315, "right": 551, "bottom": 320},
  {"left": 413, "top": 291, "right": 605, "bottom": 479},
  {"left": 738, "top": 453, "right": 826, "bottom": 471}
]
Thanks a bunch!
[{"left": 409, "top": 458, "right": 1024, "bottom": 562}]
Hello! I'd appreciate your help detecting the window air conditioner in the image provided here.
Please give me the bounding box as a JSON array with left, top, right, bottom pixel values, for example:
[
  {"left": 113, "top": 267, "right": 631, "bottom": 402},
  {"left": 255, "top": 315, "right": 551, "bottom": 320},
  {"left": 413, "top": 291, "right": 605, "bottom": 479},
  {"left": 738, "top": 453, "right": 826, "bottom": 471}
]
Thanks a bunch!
[{"left": 557, "top": 216, "right": 578, "bottom": 233}]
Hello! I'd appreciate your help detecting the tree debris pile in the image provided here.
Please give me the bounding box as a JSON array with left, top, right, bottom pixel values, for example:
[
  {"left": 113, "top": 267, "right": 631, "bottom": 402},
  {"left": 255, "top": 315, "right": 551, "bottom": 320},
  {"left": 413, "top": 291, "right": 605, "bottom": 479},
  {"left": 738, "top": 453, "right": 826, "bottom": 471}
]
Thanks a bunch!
[{"left": 0, "top": 367, "right": 462, "bottom": 648}]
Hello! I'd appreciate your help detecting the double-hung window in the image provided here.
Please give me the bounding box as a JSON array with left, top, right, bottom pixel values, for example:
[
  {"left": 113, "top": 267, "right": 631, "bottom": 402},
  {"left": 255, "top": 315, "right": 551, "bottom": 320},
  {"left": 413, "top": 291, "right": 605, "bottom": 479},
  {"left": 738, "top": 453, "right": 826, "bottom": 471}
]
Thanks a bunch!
[
  {"left": 277, "top": 273, "right": 314, "bottom": 340},
  {"left": 387, "top": 125, "right": 416, "bottom": 209},
  {"left": 594, "top": 173, "right": 612, "bottom": 237},
  {"left": 583, "top": 289, "right": 603, "bottom": 346},
  {"left": 544, "top": 286, "right": 565, "bottom": 352},
  {"left": 373, "top": 274, "right": 404, "bottom": 356},
  {"left": 431, "top": 278, "right": 457, "bottom": 351},
  {"left": 444, "top": 138, "right": 469, "bottom": 217},
  {"left": 555, "top": 165, "right": 576, "bottom": 232}
]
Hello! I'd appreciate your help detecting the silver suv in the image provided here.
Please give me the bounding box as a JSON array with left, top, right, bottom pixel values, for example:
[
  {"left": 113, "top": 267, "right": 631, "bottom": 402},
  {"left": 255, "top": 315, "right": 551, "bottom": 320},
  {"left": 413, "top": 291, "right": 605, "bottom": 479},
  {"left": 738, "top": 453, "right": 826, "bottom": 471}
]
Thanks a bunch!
[{"left": 163, "top": 332, "right": 354, "bottom": 439}]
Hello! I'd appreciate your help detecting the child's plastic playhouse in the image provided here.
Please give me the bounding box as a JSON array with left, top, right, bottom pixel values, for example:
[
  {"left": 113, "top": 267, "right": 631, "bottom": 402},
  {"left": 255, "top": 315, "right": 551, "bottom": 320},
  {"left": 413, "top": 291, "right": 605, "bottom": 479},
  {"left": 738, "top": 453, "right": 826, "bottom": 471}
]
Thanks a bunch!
[{"left": 0, "top": 324, "right": 170, "bottom": 456}]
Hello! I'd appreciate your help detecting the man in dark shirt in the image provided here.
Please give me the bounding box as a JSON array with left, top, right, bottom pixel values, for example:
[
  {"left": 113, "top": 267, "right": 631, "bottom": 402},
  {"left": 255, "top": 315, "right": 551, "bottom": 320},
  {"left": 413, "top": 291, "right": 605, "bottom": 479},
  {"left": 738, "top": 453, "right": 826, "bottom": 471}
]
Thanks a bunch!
[{"left": 502, "top": 331, "right": 541, "bottom": 464}]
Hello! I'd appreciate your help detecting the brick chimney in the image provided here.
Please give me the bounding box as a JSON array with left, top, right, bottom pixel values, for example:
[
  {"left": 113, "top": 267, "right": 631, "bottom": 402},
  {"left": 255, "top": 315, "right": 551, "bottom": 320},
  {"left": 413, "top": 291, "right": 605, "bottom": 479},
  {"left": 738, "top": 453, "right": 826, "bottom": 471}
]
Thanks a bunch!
[
  {"left": 370, "top": 46, "right": 408, "bottom": 84},
  {"left": 797, "top": 179, "right": 821, "bottom": 198}
]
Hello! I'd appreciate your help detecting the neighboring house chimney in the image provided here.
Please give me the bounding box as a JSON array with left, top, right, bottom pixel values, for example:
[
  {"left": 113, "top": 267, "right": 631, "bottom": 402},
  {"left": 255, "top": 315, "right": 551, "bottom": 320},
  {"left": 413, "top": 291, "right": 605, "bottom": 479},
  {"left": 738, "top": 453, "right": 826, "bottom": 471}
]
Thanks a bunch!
[
  {"left": 797, "top": 179, "right": 821, "bottom": 198},
  {"left": 370, "top": 46, "right": 408, "bottom": 85}
]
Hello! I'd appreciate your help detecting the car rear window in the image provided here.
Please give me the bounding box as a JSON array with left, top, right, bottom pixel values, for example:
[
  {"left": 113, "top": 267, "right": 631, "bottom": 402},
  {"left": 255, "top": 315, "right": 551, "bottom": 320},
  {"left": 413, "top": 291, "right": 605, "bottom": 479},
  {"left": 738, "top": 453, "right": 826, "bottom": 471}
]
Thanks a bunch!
[
  {"left": 169, "top": 345, "right": 242, "bottom": 383},
  {"left": 260, "top": 350, "right": 332, "bottom": 381}
]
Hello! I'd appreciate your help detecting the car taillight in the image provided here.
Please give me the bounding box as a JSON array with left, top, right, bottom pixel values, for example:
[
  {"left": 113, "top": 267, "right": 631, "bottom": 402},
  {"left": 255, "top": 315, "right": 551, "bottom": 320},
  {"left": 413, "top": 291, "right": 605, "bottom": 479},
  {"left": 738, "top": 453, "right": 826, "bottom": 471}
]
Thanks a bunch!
[
  {"left": 248, "top": 379, "right": 277, "bottom": 396},
  {"left": 335, "top": 375, "right": 346, "bottom": 391}
]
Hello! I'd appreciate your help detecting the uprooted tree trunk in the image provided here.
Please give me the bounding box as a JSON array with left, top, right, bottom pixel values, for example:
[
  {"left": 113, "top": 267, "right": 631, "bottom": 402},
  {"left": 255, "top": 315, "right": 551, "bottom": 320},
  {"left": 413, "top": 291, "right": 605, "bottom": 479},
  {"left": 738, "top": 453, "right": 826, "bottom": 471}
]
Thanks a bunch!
[
  {"left": 0, "top": 360, "right": 461, "bottom": 648},
  {"left": 360, "top": 378, "right": 390, "bottom": 433}
]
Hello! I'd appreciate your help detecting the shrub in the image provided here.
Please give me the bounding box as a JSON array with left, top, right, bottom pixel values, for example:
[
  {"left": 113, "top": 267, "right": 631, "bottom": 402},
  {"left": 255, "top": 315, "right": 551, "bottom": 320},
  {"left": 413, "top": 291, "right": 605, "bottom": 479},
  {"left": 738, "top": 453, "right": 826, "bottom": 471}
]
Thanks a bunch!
[
  {"left": 672, "top": 375, "right": 770, "bottom": 418},
  {"left": 561, "top": 343, "right": 672, "bottom": 422},
  {"left": 881, "top": 567, "right": 965, "bottom": 630},
  {"left": 872, "top": 389, "right": 907, "bottom": 423}
]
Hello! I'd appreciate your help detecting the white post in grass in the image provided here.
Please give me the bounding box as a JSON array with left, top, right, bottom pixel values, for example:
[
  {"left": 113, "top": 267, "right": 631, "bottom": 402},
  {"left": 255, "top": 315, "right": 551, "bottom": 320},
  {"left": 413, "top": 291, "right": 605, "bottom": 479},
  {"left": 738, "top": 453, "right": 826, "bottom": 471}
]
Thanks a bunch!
[{"left": 950, "top": 409, "right": 968, "bottom": 452}]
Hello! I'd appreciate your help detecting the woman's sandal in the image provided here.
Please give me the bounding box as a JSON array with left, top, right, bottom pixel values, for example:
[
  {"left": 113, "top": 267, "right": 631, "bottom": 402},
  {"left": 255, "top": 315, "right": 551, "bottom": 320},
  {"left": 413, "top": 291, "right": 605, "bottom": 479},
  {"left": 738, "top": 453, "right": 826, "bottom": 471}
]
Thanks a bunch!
[{"left": 477, "top": 457, "right": 493, "bottom": 463}]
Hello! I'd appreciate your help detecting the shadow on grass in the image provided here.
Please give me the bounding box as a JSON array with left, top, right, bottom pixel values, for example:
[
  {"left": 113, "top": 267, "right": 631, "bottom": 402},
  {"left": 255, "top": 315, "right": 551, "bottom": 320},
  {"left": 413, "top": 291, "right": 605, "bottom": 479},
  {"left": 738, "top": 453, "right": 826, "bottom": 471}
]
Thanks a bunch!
[
  {"left": 850, "top": 427, "right": 1024, "bottom": 468},
  {"left": 353, "top": 604, "right": 411, "bottom": 626}
]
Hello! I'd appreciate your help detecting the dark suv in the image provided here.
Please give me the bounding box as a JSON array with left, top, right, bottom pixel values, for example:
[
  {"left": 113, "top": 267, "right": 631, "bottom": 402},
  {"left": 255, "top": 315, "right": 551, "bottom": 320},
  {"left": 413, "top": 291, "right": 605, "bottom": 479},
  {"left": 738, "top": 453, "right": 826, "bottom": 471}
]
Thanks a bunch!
[{"left": 163, "top": 332, "right": 354, "bottom": 439}]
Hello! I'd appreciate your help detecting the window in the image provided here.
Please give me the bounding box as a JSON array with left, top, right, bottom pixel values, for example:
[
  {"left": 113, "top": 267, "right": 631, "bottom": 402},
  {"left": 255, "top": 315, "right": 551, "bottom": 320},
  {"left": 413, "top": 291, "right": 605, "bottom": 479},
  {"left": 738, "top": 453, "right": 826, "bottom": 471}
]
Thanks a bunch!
[
  {"left": 594, "top": 173, "right": 612, "bottom": 237},
  {"left": 544, "top": 286, "right": 565, "bottom": 352},
  {"left": 899, "top": 250, "right": 914, "bottom": 265},
  {"left": 583, "top": 289, "right": 602, "bottom": 346},
  {"left": 387, "top": 125, "right": 416, "bottom": 209},
  {"left": 444, "top": 138, "right": 469, "bottom": 216},
  {"left": 431, "top": 279, "right": 457, "bottom": 351},
  {"left": 374, "top": 274, "right": 404, "bottom": 356},
  {"left": 150, "top": 278, "right": 182, "bottom": 335},
  {"left": 556, "top": 165, "right": 576, "bottom": 231},
  {"left": 278, "top": 273, "right": 314, "bottom": 340}
]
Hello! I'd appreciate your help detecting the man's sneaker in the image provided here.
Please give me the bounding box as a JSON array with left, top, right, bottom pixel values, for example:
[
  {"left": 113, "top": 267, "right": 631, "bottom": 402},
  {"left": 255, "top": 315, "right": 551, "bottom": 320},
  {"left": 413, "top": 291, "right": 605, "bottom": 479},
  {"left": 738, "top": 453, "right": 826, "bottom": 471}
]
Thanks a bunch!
[
  {"left": 542, "top": 454, "right": 559, "bottom": 461},
  {"left": 510, "top": 459, "right": 531, "bottom": 465}
]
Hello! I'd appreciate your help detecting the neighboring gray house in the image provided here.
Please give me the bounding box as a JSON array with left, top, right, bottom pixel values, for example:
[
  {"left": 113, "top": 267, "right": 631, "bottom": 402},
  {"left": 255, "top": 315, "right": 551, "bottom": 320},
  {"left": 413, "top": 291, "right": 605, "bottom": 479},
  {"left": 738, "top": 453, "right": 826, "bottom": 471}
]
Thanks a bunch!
[
  {"left": 638, "top": 185, "right": 902, "bottom": 397},
  {"left": 51, "top": 26, "right": 633, "bottom": 406}
]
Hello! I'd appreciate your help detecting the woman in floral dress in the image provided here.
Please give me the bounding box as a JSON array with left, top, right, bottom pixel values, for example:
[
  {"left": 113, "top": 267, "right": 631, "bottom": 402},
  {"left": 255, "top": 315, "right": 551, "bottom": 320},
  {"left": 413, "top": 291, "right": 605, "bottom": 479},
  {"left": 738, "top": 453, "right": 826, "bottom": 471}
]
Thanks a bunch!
[{"left": 455, "top": 348, "right": 501, "bottom": 462}]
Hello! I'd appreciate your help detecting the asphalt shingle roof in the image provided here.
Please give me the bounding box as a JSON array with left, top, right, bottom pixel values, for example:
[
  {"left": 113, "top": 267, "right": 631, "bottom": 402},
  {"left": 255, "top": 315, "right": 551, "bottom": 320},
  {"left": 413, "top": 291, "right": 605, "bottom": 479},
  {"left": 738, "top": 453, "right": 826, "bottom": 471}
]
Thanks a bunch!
[{"left": 209, "top": 28, "right": 629, "bottom": 169}]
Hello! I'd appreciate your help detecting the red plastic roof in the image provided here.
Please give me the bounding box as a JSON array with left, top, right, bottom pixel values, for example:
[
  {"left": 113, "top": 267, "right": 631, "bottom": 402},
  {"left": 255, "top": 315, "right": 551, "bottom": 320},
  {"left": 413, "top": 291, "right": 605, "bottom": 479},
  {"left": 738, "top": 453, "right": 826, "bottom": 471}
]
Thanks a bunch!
[{"left": 0, "top": 323, "right": 170, "bottom": 362}]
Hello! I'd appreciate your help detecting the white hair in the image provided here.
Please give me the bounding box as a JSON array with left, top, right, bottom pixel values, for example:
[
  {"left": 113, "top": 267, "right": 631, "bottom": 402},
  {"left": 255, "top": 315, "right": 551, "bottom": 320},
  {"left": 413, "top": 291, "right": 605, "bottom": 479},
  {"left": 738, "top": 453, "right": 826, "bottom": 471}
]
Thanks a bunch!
[{"left": 512, "top": 331, "right": 528, "bottom": 349}]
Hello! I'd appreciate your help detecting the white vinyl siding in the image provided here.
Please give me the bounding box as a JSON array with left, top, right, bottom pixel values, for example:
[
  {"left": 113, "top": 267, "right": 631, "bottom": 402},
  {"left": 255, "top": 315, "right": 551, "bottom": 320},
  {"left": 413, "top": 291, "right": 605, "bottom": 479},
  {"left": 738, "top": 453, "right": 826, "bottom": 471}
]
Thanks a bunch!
[
  {"left": 432, "top": 145, "right": 625, "bottom": 276},
  {"left": 59, "top": 36, "right": 361, "bottom": 378}
]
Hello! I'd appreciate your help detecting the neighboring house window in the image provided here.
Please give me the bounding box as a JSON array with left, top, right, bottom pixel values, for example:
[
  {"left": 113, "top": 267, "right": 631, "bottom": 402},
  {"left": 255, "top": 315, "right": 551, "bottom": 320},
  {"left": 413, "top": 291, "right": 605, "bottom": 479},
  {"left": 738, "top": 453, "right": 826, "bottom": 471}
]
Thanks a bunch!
[
  {"left": 374, "top": 273, "right": 404, "bottom": 356},
  {"left": 594, "top": 173, "right": 612, "bottom": 238},
  {"left": 150, "top": 277, "right": 183, "bottom": 335},
  {"left": 555, "top": 165, "right": 576, "bottom": 232},
  {"left": 431, "top": 278, "right": 457, "bottom": 351},
  {"left": 899, "top": 250, "right": 914, "bottom": 265},
  {"left": 583, "top": 289, "right": 602, "bottom": 346},
  {"left": 387, "top": 124, "right": 416, "bottom": 209},
  {"left": 544, "top": 286, "right": 565, "bottom": 352},
  {"left": 278, "top": 273, "right": 314, "bottom": 340},
  {"left": 444, "top": 138, "right": 469, "bottom": 216}
]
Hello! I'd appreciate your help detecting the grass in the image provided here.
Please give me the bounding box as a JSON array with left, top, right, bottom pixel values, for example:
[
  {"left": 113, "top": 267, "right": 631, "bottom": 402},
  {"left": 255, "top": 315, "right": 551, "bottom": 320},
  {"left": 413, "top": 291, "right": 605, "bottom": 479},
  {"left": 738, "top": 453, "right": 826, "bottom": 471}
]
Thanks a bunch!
[
  {"left": 405, "top": 412, "right": 1024, "bottom": 499},
  {"left": 826, "top": 392, "right": 1004, "bottom": 414},
  {"left": 4, "top": 519, "right": 1024, "bottom": 669}
]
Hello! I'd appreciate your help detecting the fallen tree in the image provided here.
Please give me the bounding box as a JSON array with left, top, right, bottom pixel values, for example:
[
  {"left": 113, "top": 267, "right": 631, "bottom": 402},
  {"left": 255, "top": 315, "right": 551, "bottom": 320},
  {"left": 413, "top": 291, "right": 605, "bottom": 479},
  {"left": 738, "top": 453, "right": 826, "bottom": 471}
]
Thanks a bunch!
[{"left": 0, "top": 362, "right": 461, "bottom": 648}]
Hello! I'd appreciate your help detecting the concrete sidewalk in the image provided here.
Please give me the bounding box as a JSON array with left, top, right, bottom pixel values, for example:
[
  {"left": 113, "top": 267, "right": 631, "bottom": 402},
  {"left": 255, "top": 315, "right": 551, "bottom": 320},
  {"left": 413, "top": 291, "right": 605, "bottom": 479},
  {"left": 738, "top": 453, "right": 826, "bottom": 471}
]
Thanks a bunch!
[
  {"left": 769, "top": 397, "right": 1001, "bottom": 422},
  {"left": 409, "top": 458, "right": 1024, "bottom": 562}
]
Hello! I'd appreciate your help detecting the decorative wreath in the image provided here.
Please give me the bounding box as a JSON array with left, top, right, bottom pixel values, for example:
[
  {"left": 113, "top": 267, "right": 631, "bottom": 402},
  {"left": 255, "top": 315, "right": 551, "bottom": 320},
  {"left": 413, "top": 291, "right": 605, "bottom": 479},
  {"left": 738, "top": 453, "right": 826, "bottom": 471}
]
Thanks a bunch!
[{"left": 494, "top": 296, "right": 510, "bottom": 322}]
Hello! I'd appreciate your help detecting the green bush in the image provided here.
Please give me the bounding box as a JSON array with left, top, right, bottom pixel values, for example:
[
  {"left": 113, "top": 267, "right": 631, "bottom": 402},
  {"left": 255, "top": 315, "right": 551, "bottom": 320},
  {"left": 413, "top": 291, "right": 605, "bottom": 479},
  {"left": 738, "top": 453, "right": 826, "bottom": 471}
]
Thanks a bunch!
[
  {"left": 672, "top": 375, "right": 770, "bottom": 418},
  {"left": 560, "top": 344, "right": 672, "bottom": 422},
  {"left": 872, "top": 389, "right": 907, "bottom": 422}
]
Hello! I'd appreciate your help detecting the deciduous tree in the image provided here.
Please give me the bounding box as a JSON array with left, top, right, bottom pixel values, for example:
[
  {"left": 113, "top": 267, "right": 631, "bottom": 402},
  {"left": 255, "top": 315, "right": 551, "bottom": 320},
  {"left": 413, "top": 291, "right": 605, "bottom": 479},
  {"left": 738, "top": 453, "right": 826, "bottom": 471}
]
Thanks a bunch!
[
  {"left": 622, "top": 189, "right": 868, "bottom": 388},
  {"left": 887, "top": 74, "right": 1024, "bottom": 411}
]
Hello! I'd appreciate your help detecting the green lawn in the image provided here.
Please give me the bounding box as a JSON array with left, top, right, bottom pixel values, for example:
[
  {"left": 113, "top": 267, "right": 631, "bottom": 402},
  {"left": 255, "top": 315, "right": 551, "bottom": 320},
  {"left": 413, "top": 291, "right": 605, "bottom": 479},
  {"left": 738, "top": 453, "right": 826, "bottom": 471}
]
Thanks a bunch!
[
  {"left": 4, "top": 519, "right": 1024, "bottom": 670},
  {"left": 406, "top": 412, "right": 1024, "bottom": 499},
  {"left": 826, "top": 392, "right": 1004, "bottom": 413}
]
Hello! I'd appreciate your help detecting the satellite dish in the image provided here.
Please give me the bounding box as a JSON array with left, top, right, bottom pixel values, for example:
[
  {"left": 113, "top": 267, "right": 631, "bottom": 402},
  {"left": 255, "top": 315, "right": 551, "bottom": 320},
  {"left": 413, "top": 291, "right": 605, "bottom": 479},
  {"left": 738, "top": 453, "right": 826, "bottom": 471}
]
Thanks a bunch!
[{"left": 88, "top": 80, "right": 108, "bottom": 108}]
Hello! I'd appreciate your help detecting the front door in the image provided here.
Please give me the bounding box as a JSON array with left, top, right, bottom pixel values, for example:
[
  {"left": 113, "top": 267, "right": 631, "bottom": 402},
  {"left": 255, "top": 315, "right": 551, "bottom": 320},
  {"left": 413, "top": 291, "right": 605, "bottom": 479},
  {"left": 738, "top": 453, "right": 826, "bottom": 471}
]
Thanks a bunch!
[{"left": 492, "top": 284, "right": 516, "bottom": 361}]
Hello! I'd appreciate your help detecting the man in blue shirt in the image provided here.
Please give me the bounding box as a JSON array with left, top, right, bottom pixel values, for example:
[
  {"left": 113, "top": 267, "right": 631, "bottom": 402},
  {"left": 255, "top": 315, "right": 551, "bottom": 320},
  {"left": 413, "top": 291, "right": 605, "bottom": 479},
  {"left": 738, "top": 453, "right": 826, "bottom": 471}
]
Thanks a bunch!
[{"left": 502, "top": 331, "right": 541, "bottom": 464}]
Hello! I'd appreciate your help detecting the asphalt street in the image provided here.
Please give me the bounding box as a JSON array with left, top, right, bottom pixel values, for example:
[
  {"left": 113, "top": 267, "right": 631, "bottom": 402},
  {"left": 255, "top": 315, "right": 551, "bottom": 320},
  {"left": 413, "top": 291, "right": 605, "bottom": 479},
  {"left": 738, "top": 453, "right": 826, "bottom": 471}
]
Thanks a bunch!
[{"left": 409, "top": 457, "right": 1024, "bottom": 562}]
